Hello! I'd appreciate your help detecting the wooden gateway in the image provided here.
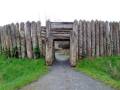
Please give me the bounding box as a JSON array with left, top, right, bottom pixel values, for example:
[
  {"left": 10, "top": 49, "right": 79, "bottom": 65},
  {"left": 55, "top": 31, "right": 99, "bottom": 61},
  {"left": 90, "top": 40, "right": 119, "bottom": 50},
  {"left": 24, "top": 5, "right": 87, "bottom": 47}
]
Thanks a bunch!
[{"left": 45, "top": 20, "right": 78, "bottom": 66}]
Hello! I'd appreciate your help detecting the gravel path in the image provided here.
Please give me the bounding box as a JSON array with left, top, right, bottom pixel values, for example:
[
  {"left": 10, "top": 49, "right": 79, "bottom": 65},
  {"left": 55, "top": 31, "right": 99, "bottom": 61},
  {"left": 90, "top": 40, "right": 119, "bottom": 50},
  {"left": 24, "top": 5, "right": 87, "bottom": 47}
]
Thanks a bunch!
[{"left": 21, "top": 53, "right": 114, "bottom": 90}]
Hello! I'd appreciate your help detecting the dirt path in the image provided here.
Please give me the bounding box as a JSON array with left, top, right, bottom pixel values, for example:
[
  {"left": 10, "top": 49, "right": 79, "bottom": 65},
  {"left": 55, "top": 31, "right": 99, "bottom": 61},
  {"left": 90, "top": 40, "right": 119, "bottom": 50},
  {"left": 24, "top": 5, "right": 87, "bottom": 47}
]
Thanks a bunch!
[{"left": 20, "top": 53, "right": 114, "bottom": 90}]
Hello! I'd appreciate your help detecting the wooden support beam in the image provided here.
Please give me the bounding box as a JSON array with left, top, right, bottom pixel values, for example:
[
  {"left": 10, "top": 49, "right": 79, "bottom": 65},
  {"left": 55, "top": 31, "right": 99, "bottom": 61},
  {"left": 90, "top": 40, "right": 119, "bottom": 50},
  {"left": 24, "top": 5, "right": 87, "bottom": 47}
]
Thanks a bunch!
[
  {"left": 45, "top": 20, "right": 53, "bottom": 65},
  {"left": 70, "top": 20, "right": 78, "bottom": 66}
]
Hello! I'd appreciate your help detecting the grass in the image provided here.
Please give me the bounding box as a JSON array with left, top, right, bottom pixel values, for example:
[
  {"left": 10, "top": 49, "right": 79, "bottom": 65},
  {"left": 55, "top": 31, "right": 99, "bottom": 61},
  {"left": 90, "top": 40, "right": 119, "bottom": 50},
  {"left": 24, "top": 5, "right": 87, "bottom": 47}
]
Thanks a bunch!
[
  {"left": 0, "top": 55, "right": 48, "bottom": 90},
  {"left": 76, "top": 56, "right": 120, "bottom": 90}
]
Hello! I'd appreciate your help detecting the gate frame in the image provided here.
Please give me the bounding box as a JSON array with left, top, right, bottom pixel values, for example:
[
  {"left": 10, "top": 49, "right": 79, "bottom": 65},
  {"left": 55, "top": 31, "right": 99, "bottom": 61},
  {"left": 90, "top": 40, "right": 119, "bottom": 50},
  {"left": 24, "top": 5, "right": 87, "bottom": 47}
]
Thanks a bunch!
[{"left": 45, "top": 20, "right": 78, "bottom": 66}]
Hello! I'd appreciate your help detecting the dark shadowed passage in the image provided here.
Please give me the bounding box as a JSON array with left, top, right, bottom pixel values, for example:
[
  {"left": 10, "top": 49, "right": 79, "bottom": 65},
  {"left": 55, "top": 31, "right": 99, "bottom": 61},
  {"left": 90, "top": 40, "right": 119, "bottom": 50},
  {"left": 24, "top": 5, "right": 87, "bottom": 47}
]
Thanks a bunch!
[{"left": 53, "top": 40, "right": 70, "bottom": 66}]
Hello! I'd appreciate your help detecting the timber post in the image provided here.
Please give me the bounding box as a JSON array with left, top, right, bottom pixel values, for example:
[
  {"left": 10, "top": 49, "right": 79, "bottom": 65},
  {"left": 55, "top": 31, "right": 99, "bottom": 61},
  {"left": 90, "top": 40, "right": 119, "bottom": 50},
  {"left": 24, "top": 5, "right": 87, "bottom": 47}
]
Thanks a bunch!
[
  {"left": 70, "top": 20, "right": 78, "bottom": 66},
  {"left": 45, "top": 20, "right": 53, "bottom": 65},
  {"left": 25, "top": 21, "right": 33, "bottom": 58}
]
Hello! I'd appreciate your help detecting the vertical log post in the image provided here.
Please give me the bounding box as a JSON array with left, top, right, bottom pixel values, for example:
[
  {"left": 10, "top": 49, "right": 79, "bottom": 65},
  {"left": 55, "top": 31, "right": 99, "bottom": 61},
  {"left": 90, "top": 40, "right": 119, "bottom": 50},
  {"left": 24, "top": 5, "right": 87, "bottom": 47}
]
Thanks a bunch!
[
  {"left": 5, "top": 25, "right": 11, "bottom": 57},
  {"left": 2, "top": 26, "right": 6, "bottom": 52},
  {"left": 115, "top": 22, "right": 119, "bottom": 55},
  {"left": 95, "top": 21, "right": 100, "bottom": 56},
  {"left": 16, "top": 23, "right": 21, "bottom": 58},
  {"left": 109, "top": 22, "right": 113, "bottom": 56},
  {"left": 31, "top": 21, "right": 39, "bottom": 58},
  {"left": 83, "top": 21, "right": 87, "bottom": 57},
  {"left": 45, "top": 20, "right": 53, "bottom": 65},
  {"left": 4, "top": 25, "right": 8, "bottom": 55},
  {"left": 109, "top": 22, "right": 113, "bottom": 55},
  {"left": 70, "top": 20, "right": 78, "bottom": 66},
  {"left": 25, "top": 21, "right": 33, "bottom": 58},
  {"left": 19, "top": 23, "right": 26, "bottom": 58},
  {"left": 0, "top": 27, "right": 1, "bottom": 53},
  {"left": 86, "top": 21, "right": 92, "bottom": 57},
  {"left": 103, "top": 22, "right": 107, "bottom": 56},
  {"left": 7, "top": 25, "right": 13, "bottom": 57},
  {"left": 37, "top": 21, "right": 42, "bottom": 56},
  {"left": 79, "top": 20, "right": 83, "bottom": 58},
  {"left": 91, "top": 20, "right": 95, "bottom": 57},
  {"left": 10, "top": 23, "right": 17, "bottom": 57},
  {"left": 99, "top": 21, "right": 104, "bottom": 56},
  {"left": 112, "top": 22, "right": 117, "bottom": 55},
  {"left": 118, "top": 22, "right": 120, "bottom": 55},
  {"left": 105, "top": 22, "right": 111, "bottom": 56}
]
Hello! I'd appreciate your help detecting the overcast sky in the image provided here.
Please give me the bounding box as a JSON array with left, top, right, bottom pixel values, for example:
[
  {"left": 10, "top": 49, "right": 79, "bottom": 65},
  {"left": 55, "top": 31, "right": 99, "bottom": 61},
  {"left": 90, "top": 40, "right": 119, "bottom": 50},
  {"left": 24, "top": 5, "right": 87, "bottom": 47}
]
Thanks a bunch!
[{"left": 0, "top": 0, "right": 120, "bottom": 25}]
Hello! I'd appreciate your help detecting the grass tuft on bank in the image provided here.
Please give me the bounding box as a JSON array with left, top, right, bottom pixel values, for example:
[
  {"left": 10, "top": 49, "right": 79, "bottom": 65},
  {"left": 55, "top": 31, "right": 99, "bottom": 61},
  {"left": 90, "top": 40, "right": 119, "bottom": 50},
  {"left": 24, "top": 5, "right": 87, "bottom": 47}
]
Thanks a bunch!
[
  {"left": 0, "top": 55, "right": 48, "bottom": 90},
  {"left": 76, "top": 56, "right": 120, "bottom": 90}
]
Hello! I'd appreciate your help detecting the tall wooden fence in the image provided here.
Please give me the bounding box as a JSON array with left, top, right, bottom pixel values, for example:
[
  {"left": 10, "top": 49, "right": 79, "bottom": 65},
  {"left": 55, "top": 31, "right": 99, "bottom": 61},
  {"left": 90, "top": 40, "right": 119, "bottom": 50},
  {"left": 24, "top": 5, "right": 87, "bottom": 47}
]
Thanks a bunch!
[
  {"left": 78, "top": 20, "right": 120, "bottom": 58},
  {"left": 0, "top": 20, "right": 120, "bottom": 59},
  {"left": 0, "top": 21, "right": 44, "bottom": 58}
]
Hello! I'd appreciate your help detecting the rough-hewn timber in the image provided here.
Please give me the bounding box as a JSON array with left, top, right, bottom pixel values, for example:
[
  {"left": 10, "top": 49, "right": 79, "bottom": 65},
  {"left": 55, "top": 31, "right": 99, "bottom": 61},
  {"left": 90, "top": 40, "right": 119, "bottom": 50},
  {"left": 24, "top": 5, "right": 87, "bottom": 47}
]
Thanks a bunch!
[{"left": 1, "top": 20, "right": 120, "bottom": 66}]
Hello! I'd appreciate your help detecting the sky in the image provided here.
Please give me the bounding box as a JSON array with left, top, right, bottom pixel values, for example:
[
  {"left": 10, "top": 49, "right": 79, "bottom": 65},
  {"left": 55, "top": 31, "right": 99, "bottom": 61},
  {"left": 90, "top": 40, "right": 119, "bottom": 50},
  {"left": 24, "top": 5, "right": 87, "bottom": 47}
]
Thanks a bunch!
[{"left": 0, "top": 0, "right": 120, "bottom": 26}]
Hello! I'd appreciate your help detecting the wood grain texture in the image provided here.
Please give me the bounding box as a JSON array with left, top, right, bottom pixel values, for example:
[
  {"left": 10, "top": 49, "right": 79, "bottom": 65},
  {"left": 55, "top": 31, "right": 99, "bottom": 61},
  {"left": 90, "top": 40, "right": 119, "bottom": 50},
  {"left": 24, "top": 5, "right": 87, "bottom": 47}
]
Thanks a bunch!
[
  {"left": 25, "top": 21, "right": 33, "bottom": 58},
  {"left": 20, "top": 22, "right": 26, "bottom": 58}
]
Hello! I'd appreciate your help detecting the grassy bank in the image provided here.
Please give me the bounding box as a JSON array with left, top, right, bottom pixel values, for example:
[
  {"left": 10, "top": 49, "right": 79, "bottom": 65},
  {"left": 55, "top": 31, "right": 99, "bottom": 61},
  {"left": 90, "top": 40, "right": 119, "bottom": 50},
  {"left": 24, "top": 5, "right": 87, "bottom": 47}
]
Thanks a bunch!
[
  {"left": 0, "top": 55, "right": 48, "bottom": 90},
  {"left": 76, "top": 56, "right": 120, "bottom": 90}
]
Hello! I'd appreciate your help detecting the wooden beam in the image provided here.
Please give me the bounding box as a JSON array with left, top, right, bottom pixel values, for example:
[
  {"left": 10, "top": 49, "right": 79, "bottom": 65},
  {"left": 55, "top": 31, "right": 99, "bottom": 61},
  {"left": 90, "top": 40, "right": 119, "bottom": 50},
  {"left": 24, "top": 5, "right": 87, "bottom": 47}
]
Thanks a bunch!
[
  {"left": 45, "top": 20, "right": 53, "bottom": 65},
  {"left": 70, "top": 20, "right": 78, "bottom": 66}
]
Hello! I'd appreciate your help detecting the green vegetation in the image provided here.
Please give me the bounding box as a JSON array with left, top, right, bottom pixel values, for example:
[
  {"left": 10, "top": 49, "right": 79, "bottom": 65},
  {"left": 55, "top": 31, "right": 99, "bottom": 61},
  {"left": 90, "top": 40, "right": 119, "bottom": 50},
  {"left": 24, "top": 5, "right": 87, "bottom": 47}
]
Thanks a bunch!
[
  {"left": 76, "top": 56, "right": 120, "bottom": 90},
  {"left": 33, "top": 46, "right": 40, "bottom": 58},
  {"left": 0, "top": 55, "right": 48, "bottom": 90}
]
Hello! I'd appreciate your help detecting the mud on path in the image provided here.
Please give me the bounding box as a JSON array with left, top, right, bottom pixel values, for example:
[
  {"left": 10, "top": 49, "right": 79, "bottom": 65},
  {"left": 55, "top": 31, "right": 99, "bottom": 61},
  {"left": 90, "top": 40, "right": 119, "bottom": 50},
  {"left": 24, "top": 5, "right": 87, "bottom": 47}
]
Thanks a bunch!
[{"left": 20, "top": 52, "right": 114, "bottom": 90}]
